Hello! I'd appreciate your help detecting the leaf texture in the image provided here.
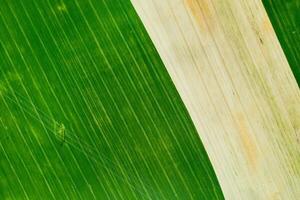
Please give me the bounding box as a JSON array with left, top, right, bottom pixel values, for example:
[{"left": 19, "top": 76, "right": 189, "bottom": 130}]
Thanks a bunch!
[
  {"left": 263, "top": 0, "right": 300, "bottom": 85},
  {"left": 132, "top": 0, "right": 300, "bottom": 199},
  {"left": 0, "top": 0, "right": 223, "bottom": 199}
]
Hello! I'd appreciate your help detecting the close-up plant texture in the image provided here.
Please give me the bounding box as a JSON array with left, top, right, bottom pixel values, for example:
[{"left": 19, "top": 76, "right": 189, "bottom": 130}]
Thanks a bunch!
[{"left": 0, "top": 0, "right": 299, "bottom": 199}]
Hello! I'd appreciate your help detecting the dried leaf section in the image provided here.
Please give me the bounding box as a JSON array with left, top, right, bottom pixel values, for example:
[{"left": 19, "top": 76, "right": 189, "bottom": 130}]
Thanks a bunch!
[{"left": 132, "top": 0, "right": 300, "bottom": 199}]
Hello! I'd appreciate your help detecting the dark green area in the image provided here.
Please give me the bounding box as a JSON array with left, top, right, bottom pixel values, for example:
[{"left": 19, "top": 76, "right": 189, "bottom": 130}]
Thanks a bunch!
[
  {"left": 0, "top": 0, "right": 224, "bottom": 199},
  {"left": 263, "top": 0, "right": 300, "bottom": 86}
]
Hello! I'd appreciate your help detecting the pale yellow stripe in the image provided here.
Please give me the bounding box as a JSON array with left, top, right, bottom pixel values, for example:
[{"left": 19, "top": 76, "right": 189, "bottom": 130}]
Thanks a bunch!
[{"left": 132, "top": 0, "right": 300, "bottom": 199}]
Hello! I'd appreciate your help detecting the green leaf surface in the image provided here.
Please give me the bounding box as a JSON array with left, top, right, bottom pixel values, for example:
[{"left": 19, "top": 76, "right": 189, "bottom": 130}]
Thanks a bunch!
[
  {"left": 0, "top": 0, "right": 224, "bottom": 199},
  {"left": 263, "top": 0, "right": 300, "bottom": 85}
]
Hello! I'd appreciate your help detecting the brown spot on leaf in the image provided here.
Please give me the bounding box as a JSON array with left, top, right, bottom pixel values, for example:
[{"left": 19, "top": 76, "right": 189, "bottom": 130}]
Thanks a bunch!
[
  {"left": 235, "top": 112, "right": 259, "bottom": 171},
  {"left": 184, "top": 0, "right": 214, "bottom": 33},
  {"left": 262, "top": 16, "right": 273, "bottom": 33}
]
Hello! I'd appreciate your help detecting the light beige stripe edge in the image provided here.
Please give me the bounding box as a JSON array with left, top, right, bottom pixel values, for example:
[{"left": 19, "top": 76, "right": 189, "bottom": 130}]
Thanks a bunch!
[{"left": 132, "top": 0, "right": 300, "bottom": 199}]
